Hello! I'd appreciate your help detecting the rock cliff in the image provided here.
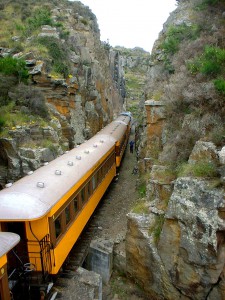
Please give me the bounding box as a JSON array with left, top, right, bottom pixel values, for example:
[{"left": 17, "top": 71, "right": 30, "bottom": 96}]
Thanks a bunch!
[
  {"left": 0, "top": 0, "right": 125, "bottom": 187},
  {"left": 127, "top": 0, "right": 225, "bottom": 299}
]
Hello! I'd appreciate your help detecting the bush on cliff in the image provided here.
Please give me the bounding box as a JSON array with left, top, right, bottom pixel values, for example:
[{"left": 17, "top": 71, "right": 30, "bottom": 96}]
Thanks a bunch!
[
  {"left": 0, "top": 75, "right": 18, "bottom": 106},
  {"left": 8, "top": 83, "right": 49, "bottom": 118},
  {"left": 161, "top": 23, "right": 201, "bottom": 55},
  {"left": 0, "top": 57, "right": 28, "bottom": 82},
  {"left": 38, "top": 36, "right": 70, "bottom": 77}
]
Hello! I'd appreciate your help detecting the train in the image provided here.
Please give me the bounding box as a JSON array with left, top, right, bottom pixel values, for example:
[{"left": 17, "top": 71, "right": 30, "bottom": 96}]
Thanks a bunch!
[{"left": 0, "top": 112, "right": 132, "bottom": 300}]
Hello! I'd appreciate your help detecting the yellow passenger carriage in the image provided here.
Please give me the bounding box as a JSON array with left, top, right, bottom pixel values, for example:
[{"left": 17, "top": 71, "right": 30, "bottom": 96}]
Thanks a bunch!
[{"left": 0, "top": 114, "right": 131, "bottom": 299}]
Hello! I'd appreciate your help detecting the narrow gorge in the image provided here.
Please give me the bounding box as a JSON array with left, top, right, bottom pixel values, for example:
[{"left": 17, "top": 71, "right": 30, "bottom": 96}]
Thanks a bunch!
[{"left": 0, "top": 0, "right": 224, "bottom": 299}]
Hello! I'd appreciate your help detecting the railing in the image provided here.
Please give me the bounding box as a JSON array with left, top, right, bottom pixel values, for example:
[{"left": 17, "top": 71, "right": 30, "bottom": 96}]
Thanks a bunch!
[
  {"left": 27, "top": 234, "right": 52, "bottom": 283},
  {"left": 8, "top": 235, "right": 53, "bottom": 299}
]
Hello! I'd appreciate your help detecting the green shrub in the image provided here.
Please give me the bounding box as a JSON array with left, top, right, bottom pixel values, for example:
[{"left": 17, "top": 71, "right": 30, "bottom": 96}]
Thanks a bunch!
[
  {"left": 149, "top": 214, "right": 165, "bottom": 243},
  {"left": 162, "top": 24, "right": 200, "bottom": 55},
  {"left": 164, "top": 57, "right": 175, "bottom": 74},
  {"left": 214, "top": 78, "right": 225, "bottom": 94},
  {"left": 38, "top": 36, "right": 70, "bottom": 77},
  {"left": 59, "top": 30, "right": 70, "bottom": 40},
  {"left": 187, "top": 46, "right": 225, "bottom": 76},
  {"left": 178, "top": 161, "right": 218, "bottom": 178},
  {"left": 42, "top": 140, "right": 58, "bottom": 157},
  {"left": 132, "top": 200, "right": 149, "bottom": 214},
  {"left": 138, "top": 183, "right": 146, "bottom": 198},
  {"left": 27, "top": 7, "right": 53, "bottom": 30},
  {"left": 80, "top": 18, "right": 88, "bottom": 26},
  {"left": 0, "top": 57, "right": 28, "bottom": 82}
]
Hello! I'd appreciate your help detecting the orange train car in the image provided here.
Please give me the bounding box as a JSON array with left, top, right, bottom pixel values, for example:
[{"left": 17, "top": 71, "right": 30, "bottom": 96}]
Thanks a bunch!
[{"left": 0, "top": 113, "right": 131, "bottom": 299}]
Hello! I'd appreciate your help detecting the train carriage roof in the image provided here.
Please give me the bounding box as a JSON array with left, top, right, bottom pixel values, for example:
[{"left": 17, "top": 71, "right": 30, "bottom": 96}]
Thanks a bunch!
[
  {"left": 97, "top": 117, "right": 129, "bottom": 142},
  {"left": 0, "top": 134, "right": 116, "bottom": 221},
  {"left": 0, "top": 232, "right": 20, "bottom": 258},
  {"left": 116, "top": 114, "right": 131, "bottom": 126}
]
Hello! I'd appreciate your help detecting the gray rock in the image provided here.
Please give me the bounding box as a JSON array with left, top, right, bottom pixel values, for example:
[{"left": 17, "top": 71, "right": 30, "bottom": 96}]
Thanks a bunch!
[
  {"left": 218, "top": 146, "right": 225, "bottom": 165},
  {"left": 159, "top": 177, "right": 225, "bottom": 299},
  {"left": 29, "top": 62, "right": 44, "bottom": 75},
  {"left": 188, "top": 141, "right": 219, "bottom": 165}
]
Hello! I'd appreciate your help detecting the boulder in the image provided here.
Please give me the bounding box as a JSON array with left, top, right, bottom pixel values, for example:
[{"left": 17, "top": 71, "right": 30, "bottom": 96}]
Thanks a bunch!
[
  {"left": 158, "top": 177, "right": 225, "bottom": 299},
  {"left": 188, "top": 141, "right": 219, "bottom": 165}
]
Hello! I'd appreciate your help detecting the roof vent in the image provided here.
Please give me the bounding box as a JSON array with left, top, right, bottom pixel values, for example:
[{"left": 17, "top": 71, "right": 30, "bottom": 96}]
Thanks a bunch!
[
  {"left": 84, "top": 150, "right": 89, "bottom": 154},
  {"left": 37, "top": 182, "right": 45, "bottom": 188},
  {"left": 76, "top": 155, "right": 81, "bottom": 160},
  {"left": 67, "top": 161, "right": 74, "bottom": 166},
  {"left": 43, "top": 162, "right": 49, "bottom": 166},
  {"left": 5, "top": 183, "right": 13, "bottom": 188},
  {"left": 93, "top": 144, "right": 98, "bottom": 148},
  {"left": 27, "top": 171, "right": 34, "bottom": 175},
  {"left": 55, "top": 170, "right": 62, "bottom": 175},
  {"left": 100, "top": 140, "right": 104, "bottom": 143}
]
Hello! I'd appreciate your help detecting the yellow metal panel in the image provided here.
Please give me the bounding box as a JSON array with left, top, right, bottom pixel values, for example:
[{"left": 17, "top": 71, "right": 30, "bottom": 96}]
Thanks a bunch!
[
  {"left": 50, "top": 166, "right": 116, "bottom": 274},
  {"left": 25, "top": 217, "right": 49, "bottom": 271},
  {"left": 0, "top": 255, "right": 7, "bottom": 269}
]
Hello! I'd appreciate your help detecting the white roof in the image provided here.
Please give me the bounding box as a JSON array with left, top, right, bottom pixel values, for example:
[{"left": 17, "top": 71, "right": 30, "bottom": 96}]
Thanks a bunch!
[
  {"left": 0, "top": 232, "right": 20, "bottom": 258},
  {"left": 0, "top": 134, "right": 116, "bottom": 221},
  {"left": 116, "top": 115, "right": 131, "bottom": 126},
  {"left": 97, "top": 118, "right": 129, "bottom": 142}
]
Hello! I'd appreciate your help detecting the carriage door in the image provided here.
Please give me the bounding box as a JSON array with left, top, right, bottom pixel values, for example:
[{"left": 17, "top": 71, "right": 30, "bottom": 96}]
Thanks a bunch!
[{"left": 2, "top": 222, "right": 28, "bottom": 270}]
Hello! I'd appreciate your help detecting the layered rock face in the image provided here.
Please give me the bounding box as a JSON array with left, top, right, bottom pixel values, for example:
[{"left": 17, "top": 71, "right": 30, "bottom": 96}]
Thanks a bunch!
[
  {"left": 127, "top": 0, "right": 225, "bottom": 298},
  {"left": 127, "top": 176, "right": 225, "bottom": 299},
  {"left": 0, "top": 1, "right": 125, "bottom": 186}
]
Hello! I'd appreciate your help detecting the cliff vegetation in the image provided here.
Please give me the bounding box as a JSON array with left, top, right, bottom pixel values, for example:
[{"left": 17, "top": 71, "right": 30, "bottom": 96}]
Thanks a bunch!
[
  {"left": 0, "top": 0, "right": 125, "bottom": 187},
  {"left": 129, "top": 0, "right": 225, "bottom": 299}
]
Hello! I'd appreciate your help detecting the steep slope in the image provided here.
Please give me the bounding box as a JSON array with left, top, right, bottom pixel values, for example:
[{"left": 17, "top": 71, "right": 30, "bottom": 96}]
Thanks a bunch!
[
  {"left": 0, "top": 0, "right": 125, "bottom": 187},
  {"left": 128, "top": 0, "right": 225, "bottom": 299}
]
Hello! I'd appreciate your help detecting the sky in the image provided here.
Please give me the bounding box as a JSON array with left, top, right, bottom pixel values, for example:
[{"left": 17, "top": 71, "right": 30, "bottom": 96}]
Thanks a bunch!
[{"left": 76, "top": 0, "right": 177, "bottom": 53}]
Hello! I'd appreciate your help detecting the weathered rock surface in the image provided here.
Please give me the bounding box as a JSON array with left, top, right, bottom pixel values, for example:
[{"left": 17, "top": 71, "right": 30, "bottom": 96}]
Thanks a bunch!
[
  {"left": 188, "top": 141, "right": 219, "bottom": 165},
  {"left": 126, "top": 178, "right": 225, "bottom": 299},
  {"left": 0, "top": 1, "right": 126, "bottom": 186}
]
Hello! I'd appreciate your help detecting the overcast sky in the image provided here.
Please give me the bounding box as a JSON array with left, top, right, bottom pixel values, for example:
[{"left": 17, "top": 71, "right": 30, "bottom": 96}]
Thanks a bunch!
[{"left": 76, "top": 0, "right": 177, "bottom": 53}]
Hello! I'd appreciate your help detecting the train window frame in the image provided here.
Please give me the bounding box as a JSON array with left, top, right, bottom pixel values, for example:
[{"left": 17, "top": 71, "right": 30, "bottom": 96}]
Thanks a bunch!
[
  {"left": 65, "top": 203, "right": 72, "bottom": 225},
  {"left": 54, "top": 214, "right": 63, "bottom": 240},
  {"left": 73, "top": 194, "right": 80, "bottom": 215}
]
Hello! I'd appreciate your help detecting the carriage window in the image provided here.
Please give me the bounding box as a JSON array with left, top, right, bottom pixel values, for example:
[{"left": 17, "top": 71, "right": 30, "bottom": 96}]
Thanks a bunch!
[
  {"left": 65, "top": 205, "right": 71, "bottom": 225},
  {"left": 87, "top": 180, "right": 92, "bottom": 198},
  {"left": 73, "top": 197, "right": 78, "bottom": 212},
  {"left": 81, "top": 188, "right": 86, "bottom": 203},
  {"left": 54, "top": 216, "right": 62, "bottom": 238},
  {"left": 92, "top": 175, "right": 97, "bottom": 191}
]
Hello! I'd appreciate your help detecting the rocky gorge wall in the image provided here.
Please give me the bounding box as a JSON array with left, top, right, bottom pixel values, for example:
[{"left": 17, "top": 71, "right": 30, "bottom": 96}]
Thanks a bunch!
[
  {"left": 0, "top": 1, "right": 126, "bottom": 187},
  {"left": 126, "top": 0, "right": 225, "bottom": 299}
]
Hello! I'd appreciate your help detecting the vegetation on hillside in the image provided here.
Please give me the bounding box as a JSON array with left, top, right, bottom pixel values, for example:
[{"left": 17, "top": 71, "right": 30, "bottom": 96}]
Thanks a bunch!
[
  {"left": 0, "top": 0, "right": 100, "bottom": 134},
  {"left": 145, "top": 0, "right": 225, "bottom": 171},
  {"left": 115, "top": 47, "right": 150, "bottom": 119}
]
